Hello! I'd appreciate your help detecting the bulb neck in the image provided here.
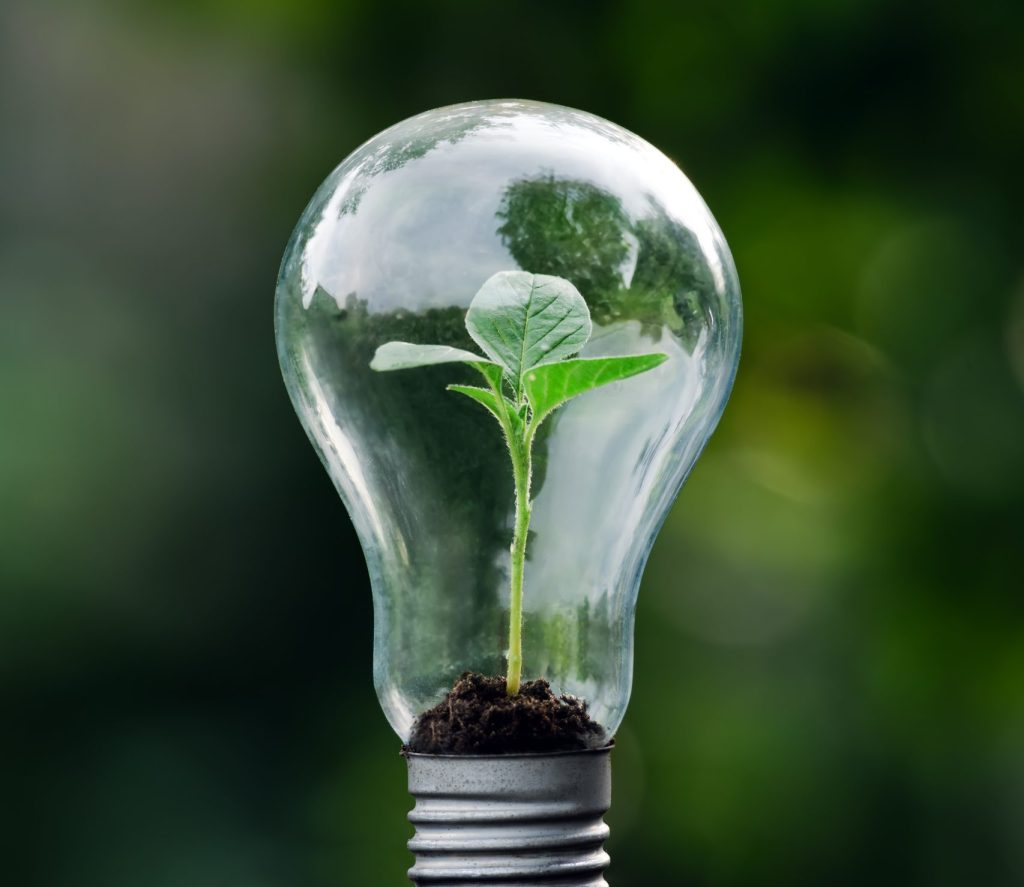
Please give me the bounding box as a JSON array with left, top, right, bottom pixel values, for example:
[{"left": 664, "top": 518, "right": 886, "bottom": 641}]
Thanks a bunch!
[{"left": 405, "top": 745, "right": 612, "bottom": 886}]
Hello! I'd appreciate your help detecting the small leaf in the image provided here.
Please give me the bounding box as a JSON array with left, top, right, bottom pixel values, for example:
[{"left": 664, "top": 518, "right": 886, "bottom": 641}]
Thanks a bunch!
[
  {"left": 447, "top": 361, "right": 517, "bottom": 430},
  {"left": 447, "top": 384, "right": 503, "bottom": 422},
  {"left": 465, "top": 271, "right": 592, "bottom": 393},
  {"left": 524, "top": 353, "right": 669, "bottom": 423},
  {"left": 471, "top": 360, "right": 506, "bottom": 391},
  {"left": 370, "top": 341, "right": 492, "bottom": 372}
]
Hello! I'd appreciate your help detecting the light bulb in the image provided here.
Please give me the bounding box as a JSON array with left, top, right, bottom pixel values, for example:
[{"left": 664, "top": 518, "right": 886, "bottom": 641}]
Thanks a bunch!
[{"left": 275, "top": 99, "right": 741, "bottom": 750}]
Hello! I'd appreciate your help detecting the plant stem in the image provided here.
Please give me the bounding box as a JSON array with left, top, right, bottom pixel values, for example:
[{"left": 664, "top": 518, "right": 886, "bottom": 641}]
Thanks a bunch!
[
  {"left": 506, "top": 427, "right": 532, "bottom": 696},
  {"left": 483, "top": 370, "right": 536, "bottom": 697}
]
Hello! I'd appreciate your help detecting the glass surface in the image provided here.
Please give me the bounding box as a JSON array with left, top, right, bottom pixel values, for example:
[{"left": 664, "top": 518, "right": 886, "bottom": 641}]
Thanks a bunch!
[{"left": 275, "top": 100, "right": 742, "bottom": 741}]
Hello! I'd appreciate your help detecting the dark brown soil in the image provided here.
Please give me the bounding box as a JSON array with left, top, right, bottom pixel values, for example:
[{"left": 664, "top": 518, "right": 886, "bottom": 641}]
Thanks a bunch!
[{"left": 405, "top": 672, "right": 606, "bottom": 755}]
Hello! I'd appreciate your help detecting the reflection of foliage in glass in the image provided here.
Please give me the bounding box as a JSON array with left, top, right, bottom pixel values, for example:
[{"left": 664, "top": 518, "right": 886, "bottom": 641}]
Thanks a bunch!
[
  {"left": 497, "top": 174, "right": 714, "bottom": 348},
  {"left": 524, "top": 594, "right": 615, "bottom": 688},
  {"left": 630, "top": 201, "right": 716, "bottom": 350},
  {"left": 496, "top": 173, "right": 632, "bottom": 300}
]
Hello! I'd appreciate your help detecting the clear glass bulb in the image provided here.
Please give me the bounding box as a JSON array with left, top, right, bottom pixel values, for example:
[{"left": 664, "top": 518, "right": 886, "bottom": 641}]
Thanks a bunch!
[{"left": 275, "top": 100, "right": 742, "bottom": 742}]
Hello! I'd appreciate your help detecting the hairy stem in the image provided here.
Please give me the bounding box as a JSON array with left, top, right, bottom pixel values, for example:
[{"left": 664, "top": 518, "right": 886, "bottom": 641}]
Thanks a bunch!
[
  {"left": 481, "top": 372, "right": 536, "bottom": 697},
  {"left": 506, "top": 426, "right": 533, "bottom": 695}
]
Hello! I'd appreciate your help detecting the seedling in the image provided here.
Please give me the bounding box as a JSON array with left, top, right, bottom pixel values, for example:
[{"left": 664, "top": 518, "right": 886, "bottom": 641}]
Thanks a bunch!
[{"left": 371, "top": 271, "right": 668, "bottom": 695}]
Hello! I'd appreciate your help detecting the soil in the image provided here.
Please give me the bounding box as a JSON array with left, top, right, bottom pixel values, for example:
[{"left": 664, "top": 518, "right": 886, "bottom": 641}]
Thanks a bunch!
[{"left": 405, "top": 672, "right": 606, "bottom": 755}]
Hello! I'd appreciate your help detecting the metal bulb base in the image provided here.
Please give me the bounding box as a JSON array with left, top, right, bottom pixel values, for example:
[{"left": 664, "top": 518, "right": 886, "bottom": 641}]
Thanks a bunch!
[{"left": 405, "top": 746, "right": 612, "bottom": 885}]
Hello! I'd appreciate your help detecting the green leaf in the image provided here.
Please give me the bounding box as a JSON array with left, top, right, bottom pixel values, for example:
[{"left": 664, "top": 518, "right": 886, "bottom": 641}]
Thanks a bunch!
[
  {"left": 524, "top": 353, "right": 669, "bottom": 423},
  {"left": 370, "top": 341, "right": 492, "bottom": 371},
  {"left": 470, "top": 360, "right": 506, "bottom": 391},
  {"left": 465, "top": 271, "right": 592, "bottom": 393},
  {"left": 447, "top": 385, "right": 503, "bottom": 422},
  {"left": 446, "top": 361, "right": 517, "bottom": 430}
]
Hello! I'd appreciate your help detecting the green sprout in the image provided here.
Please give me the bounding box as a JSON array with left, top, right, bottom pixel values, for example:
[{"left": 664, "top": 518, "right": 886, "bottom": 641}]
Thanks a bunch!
[{"left": 370, "top": 271, "right": 668, "bottom": 695}]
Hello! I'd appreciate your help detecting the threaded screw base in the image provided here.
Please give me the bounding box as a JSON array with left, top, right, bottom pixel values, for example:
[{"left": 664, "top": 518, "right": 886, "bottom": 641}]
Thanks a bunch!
[{"left": 405, "top": 746, "right": 612, "bottom": 885}]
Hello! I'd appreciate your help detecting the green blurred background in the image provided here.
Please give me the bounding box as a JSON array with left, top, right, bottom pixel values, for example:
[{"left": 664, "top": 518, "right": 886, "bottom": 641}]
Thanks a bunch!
[{"left": 2, "top": 0, "right": 1023, "bottom": 884}]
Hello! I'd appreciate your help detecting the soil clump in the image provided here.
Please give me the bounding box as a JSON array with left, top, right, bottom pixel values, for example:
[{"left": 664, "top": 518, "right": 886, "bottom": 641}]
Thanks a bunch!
[{"left": 406, "top": 672, "right": 606, "bottom": 755}]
